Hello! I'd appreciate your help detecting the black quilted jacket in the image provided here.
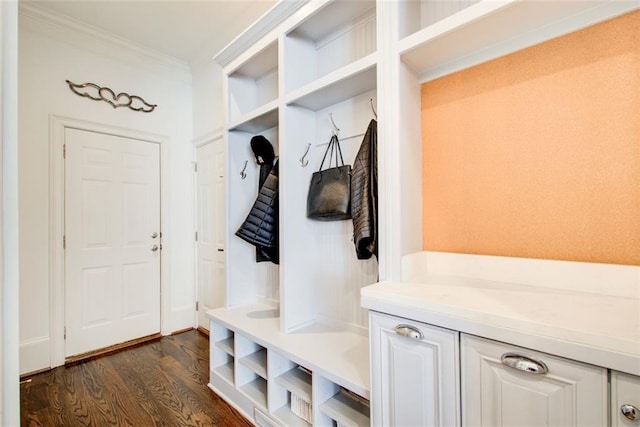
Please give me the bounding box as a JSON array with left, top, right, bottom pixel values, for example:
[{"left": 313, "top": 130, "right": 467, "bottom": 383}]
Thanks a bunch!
[
  {"left": 235, "top": 161, "right": 279, "bottom": 264},
  {"left": 351, "top": 119, "right": 378, "bottom": 260}
]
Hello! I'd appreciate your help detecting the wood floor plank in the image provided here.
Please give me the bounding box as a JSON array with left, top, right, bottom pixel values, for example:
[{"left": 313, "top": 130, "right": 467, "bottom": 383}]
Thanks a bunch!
[{"left": 20, "top": 330, "right": 252, "bottom": 427}]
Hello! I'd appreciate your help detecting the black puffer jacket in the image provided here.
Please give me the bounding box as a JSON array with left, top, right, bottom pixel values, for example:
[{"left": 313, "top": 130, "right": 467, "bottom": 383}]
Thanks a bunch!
[
  {"left": 351, "top": 119, "right": 377, "bottom": 260},
  {"left": 236, "top": 161, "right": 279, "bottom": 264}
]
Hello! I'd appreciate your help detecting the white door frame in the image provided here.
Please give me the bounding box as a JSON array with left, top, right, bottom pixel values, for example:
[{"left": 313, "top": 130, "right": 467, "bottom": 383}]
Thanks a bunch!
[
  {"left": 192, "top": 129, "right": 224, "bottom": 329},
  {"left": 49, "top": 115, "right": 171, "bottom": 368}
]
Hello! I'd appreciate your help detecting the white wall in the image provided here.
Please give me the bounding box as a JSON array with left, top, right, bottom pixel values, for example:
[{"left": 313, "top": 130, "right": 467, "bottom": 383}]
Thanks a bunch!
[
  {"left": 18, "top": 19, "right": 196, "bottom": 374},
  {"left": 191, "top": 56, "right": 225, "bottom": 139},
  {"left": 1, "top": 1, "right": 20, "bottom": 423}
]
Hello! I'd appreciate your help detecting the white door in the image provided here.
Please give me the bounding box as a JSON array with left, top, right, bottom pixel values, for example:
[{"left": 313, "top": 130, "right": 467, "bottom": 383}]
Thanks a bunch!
[
  {"left": 462, "top": 334, "right": 608, "bottom": 427},
  {"left": 64, "top": 128, "right": 161, "bottom": 357},
  {"left": 196, "top": 138, "right": 225, "bottom": 330},
  {"left": 370, "top": 312, "right": 460, "bottom": 427}
]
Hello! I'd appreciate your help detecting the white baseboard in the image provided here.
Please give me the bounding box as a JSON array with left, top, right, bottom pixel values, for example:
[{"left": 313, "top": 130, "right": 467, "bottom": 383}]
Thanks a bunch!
[{"left": 20, "top": 336, "right": 50, "bottom": 375}]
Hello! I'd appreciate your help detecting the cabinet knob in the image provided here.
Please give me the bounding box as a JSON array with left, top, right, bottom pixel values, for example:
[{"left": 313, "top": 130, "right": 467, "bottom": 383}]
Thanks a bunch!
[
  {"left": 394, "top": 324, "right": 424, "bottom": 340},
  {"left": 621, "top": 404, "right": 639, "bottom": 421},
  {"left": 500, "top": 353, "right": 549, "bottom": 375},
  {"left": 151, "top": 245, "right": 159, "bottom": 252}
]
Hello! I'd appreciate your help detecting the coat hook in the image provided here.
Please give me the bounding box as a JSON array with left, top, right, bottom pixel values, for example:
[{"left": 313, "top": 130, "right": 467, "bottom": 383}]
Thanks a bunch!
[
  {"left": 299, "top": 143, "right": 311, "bottom": 167},
  {"left": 240, "top": 160, "right": 248, "bottom": 179},
  {"left": 369, "top": 98, "right": 377, "bottom": 119},
  {"left": 329, "top": 113, "right": 340, "bottom": 136}
]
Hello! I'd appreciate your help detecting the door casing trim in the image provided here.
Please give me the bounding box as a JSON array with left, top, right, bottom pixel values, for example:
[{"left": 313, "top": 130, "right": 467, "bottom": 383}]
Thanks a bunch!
[{"left": 49, "top": 115, "right": 170, "bottom": 368}]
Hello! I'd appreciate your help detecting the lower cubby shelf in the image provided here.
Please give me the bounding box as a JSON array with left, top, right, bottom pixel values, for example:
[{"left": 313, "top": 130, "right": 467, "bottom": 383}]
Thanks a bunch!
[
  {"left": 239, "top": 377, "right": 268, "bottom": 409},
  {"left": 319, "top": 389, "right": 370, "bottom": 427},
  {"left": 207, "top": 304, "right": 371, "bottom": 425},
  {"left": 213, "top": 362, "right": 234, "bottom": 385}
]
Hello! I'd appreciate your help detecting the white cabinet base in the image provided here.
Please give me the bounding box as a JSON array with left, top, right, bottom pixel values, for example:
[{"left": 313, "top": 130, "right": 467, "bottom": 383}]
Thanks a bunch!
[
  {"left": 370, "top": 311, "right": 460, "bottom": 427},
  {"left": 462, "top": 335, "right": 608, "bottom": 427}
]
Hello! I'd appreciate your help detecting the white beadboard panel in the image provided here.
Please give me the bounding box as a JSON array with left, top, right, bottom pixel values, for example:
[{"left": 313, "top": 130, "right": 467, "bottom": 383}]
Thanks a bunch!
[
  {"left": 226, "top": 126, "right": 281, "bottom": 308},
  {"left": 401, "top": 251, "right": 640, "bottom": 298},
  {"left": 420, "top": 0, "right": 481, "bottom": 29},
  {"left": 316, "top": 13, "right": 376, "bottom": 78},
  {"left": 284, "top": 4, "right": 376, "bottom": 94}
]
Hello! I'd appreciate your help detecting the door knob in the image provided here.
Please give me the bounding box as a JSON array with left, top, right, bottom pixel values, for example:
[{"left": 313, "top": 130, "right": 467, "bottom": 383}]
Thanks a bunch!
[
  {"left": 621, "top": 404, "right": 639, "bottom": 421},
  {"left": 151, "top": 245, "right": 159, "bottom": 252},
  {"left": 151, "top": 232, "right": 158, "bottom": 238}
]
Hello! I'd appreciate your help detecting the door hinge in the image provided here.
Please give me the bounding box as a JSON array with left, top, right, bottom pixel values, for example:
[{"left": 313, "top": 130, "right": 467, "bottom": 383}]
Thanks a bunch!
[
  {"left": 194, "top": 162, "right": 197, "bottom": 172},
  {"left": 63, "top": 235, "right": 66, "bottom": 249},
  {"left": 195, "top": 231, "right": 198, "bottom": 241},
  {"left": 64, "top": 326, "right": 67, "bottom": 340},
  {"left": 63, "top": 144, "right": 66, "bottom": 158},
  {"left": 196, "top": 301, "right": 199, "bottom": 311}
]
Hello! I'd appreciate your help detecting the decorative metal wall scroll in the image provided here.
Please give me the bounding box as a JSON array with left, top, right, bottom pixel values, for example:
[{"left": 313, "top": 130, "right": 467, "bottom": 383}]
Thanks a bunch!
[{"left": 65, "top": 80, "right": 157, "bottom": 113}]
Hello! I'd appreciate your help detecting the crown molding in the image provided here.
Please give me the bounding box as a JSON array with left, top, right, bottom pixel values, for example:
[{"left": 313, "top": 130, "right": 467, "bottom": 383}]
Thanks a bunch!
[
  {"left": 19, "top": 2, "right": 192, "bottom": 83},
  {"left": 213, "top": 0, "right": 310, "bottom": 67}
]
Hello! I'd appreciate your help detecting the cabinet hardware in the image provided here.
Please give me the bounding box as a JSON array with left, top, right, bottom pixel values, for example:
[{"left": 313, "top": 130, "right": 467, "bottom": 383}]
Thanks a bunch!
[
  {"left": 151, "top": 232, "right": 158, "bottom": 238},
  {"left": 501, "top": 353, "right": 549, "bottom": 375},
  {"left": 151, "top": 245, "right": 159, "bottom": 252},
  {"left": 621, "top": 404, "right": 639, "bottom": 421},
  {"left": 240, "top": 160, "right": 248, "bottom": 179},
  {"left": 395, "top": 324, "right": 424, "bottom": 340}
]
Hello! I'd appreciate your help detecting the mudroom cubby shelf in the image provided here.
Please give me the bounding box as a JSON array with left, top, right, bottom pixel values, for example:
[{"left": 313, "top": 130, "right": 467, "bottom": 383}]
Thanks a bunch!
[
  {"left": 228, "top": 40, "right": 279, "bottom": 123},
  {"left": 285, "top": 55, "right": 376, "bottom": 111},
  {"left": 318, "top": 388, "right": 370, "bottom": 427},
  {"left": 227, "top": 101, "right": 279, "bottom": 133},
  {"left": 207, "top": 304, "right": 370, "bottom": 425},
  {"left": 283, "top": 0, "right": 376, "bottom": 94},
  {"left": 398, "top": 0, "right": 639, "bottom": 83}
]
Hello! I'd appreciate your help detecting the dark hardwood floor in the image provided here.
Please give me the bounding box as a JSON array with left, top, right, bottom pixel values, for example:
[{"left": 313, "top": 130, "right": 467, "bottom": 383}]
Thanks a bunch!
[{"left": 20, "top": 330, "right": 252, "bottom": 427}]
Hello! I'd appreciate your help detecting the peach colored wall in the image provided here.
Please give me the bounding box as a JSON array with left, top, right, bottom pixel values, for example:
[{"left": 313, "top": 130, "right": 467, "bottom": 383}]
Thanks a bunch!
[{"left": 421, "top": 11, "right": 640, "bottom": 266}]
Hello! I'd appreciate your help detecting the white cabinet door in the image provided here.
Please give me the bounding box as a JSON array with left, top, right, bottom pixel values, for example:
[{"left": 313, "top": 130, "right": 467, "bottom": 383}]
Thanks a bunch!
[
  {"left": 611, "top": 371, "right": 640, "bottom": 426},
  {"left": 461, "top": 334, "right": 607, "bottom": 427},
  {"left": 370, "top": 311, "right": 460, "bottom": 427}
]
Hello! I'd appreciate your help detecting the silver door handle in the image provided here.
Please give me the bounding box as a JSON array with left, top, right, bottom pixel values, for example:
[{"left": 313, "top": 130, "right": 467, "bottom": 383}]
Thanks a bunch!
[
  {"left": 501, "top": 353, "right": 549, "bottom": 375},
  {"left": 151, "top": 232, "right": 158, "bottom": 238},
  {"left": 151, "top": 245, "right": 159, "bottom": 252},
  {"left": 621, "top": 404, "right": 639, "bottom": 421},
  {"left": 395, "top": 324, "right": 424, "bottom": 340}
]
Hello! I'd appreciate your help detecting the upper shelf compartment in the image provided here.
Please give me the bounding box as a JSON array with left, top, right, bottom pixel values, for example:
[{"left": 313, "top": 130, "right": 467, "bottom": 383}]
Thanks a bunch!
[
  {"left": 399, "top": 0, "right": 640, "bottom": 83},
  {"left": 283, "top": 0, "right": 376, "bottom": 95},
  {"left": 228, "top": 41, "right": 278, "bottom": 123}
]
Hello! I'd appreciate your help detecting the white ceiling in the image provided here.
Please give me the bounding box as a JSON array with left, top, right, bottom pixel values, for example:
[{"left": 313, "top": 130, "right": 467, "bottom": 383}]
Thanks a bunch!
[{"left": 28, "top": 0, "right": 278, "bottom": 64}]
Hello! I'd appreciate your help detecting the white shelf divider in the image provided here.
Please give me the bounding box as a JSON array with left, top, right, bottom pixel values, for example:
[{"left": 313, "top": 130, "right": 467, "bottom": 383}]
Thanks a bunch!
[
  {"left": 275, "top": 367, "right": 312, "bottom": 402},
  {"left": 399, "top": 0, "right": 640, "bottom": 83},
  {"left": 227, "top": 99, "right": 279, "bottom": 133},
  {"left": 215, "top": 337, "right": 234, "bottom": 356},
  {"left": 239, "top": 348, "right": 268, "bottom": 380},
  {"left": 284, "top": 54, "right": 377, "bottom": 111},
  {"left": 213, "top": 362, "right": 234, "bottom": 386},
  {"left": 319, "top": 389, "right": 370, "bottom": 427},
  {"left": 239, "top": 377, "right": 268, "bottom": 409}
]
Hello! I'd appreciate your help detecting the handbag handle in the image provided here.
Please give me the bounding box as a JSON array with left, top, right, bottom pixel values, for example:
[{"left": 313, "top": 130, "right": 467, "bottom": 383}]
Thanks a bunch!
[{"left": 318, "top": 135, "right": 345, "bottom": 171}]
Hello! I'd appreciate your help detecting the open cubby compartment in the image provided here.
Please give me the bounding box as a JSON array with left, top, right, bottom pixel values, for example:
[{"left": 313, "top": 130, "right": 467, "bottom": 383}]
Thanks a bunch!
[
  {"left": 226, "top": 126, "right": 280, "bottom": 309},
  {"left": 235, "top": 334, "right": 268, "bottom": 410},
  {"left": 283, "top": 0, "right": 376, "bottom": 94},
  {"left": 314, "top": 375, "right": 370, "bottom": 427},
  {"left": 398, "top": 0, "right": 481, "bottom": 40},
  {"left": 279, "top": 92, "right": 378, "bottom": 333},
  {"left": 228, "top": 40, "right": 279, "bottom": 123},
  {"left": 398, "top": 0, "right": 640, "bottom": 83},
  {"left": 270, "top": 354, "right": 313, "bottom": 426},
  {"left": 236, "top": 334, "right": 268, "bottom": 380},
  {"left": 210, "top": 322, "right": 234, "bottom": 386}
]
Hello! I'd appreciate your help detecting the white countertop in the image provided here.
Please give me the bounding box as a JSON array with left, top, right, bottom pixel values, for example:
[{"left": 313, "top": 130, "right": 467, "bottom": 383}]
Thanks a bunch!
[{"left": 361, "top": 276, "right": 640, "bottom": 376}]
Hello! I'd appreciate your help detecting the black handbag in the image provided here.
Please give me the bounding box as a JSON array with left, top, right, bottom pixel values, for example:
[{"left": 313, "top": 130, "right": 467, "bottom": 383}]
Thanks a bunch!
[{"left": 307, "top": 134, "right": 352, "bottom": 221}]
